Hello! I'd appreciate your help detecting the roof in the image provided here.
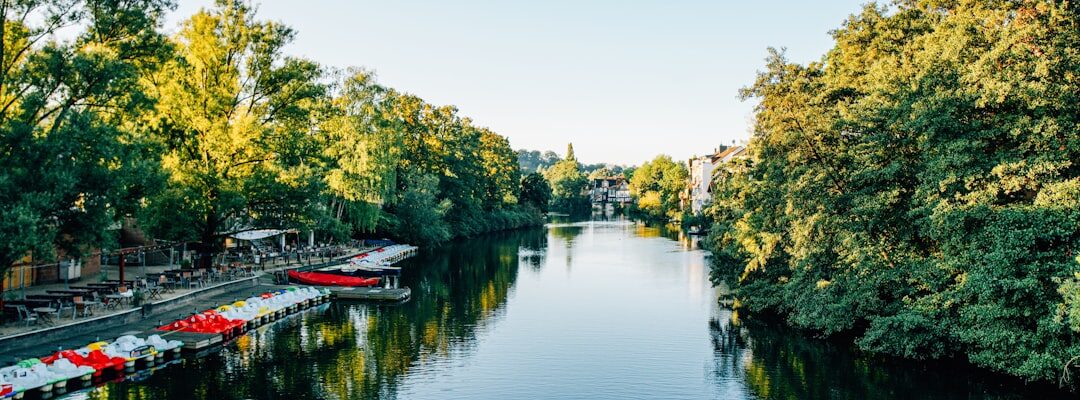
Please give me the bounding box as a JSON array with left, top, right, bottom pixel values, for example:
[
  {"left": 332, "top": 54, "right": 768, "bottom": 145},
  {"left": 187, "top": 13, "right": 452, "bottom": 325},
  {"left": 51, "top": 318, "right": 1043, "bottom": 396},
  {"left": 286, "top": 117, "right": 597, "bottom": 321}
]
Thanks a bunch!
[{"left": 712, "top": 146, "right": 746, "bottom": 163}]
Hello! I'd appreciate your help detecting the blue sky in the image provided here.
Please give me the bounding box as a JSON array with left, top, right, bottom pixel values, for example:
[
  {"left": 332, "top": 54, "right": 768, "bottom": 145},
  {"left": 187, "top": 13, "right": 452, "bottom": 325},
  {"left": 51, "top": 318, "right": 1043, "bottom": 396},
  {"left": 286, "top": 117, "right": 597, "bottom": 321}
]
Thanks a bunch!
[{"left": 168, "top": 0, "right": 868, "bottom": 165}]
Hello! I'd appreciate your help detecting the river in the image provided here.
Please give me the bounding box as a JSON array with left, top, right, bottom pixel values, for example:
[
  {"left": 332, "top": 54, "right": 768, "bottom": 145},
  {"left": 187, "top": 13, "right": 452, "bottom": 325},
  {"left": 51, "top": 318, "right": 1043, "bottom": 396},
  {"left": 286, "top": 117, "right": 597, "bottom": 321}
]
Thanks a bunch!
[{"left": 66, "top": 219, "right": 1071, "bottom": 399}]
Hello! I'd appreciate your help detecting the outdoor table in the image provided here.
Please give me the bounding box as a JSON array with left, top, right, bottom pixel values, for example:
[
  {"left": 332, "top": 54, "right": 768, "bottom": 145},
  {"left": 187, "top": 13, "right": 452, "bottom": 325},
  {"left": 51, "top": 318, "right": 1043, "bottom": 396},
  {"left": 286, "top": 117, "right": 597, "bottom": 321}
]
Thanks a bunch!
[
  {"left": 103, "top": 295, "right": 125, "bottom": 310},
  {"left": 32, "top": 307, "right": 57, "bottom": 325},
  {"left": 146, "top": 285, "right": 164, "bottom": 300},
  {"left": 73, "top": 300, "right": 99, "bottom": 317}
]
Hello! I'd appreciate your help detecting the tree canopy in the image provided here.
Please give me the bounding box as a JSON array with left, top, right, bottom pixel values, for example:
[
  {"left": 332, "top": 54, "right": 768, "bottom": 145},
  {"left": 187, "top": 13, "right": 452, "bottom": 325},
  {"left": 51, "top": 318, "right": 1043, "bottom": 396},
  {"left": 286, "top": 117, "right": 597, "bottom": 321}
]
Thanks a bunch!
[
  {"left": 629, "top": 155, "right": 687, "bottom": 221},
  {"left": 544, "top": 143, "right": 589, "bottom": 214},
  {"left": 0, "top": 0, "right": 172, "bottom": 270},
  {"left": 706, "top": 0, "right": 1080, "bottom": 385},
  {"left": 0, "top": 0, "right": 543, "bottom": 277}
]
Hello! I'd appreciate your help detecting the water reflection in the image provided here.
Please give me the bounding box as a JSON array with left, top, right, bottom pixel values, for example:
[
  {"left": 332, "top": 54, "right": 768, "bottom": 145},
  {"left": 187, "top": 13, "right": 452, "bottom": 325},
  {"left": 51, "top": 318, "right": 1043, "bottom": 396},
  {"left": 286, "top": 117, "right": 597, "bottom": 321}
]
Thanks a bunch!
[
  {"left": 67, "top": 221, "right": 1074, "bottom": 399},
  {"left": 709, "top": 301, "right": 1076, "bottom": 400}
]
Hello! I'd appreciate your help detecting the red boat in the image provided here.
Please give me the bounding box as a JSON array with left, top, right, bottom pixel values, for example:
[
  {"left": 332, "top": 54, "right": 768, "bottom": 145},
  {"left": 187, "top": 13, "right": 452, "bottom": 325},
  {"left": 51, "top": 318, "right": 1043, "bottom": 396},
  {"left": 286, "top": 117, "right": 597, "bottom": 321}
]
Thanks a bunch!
[
  {"left": 41, "top": 349, "right": 125, "bottom": 376},
  {"left": 158, "top": 311, "right": 245, "bottom": 337},
  {"left": 287, "top": 270, "right": 380, "bottom": 287}
]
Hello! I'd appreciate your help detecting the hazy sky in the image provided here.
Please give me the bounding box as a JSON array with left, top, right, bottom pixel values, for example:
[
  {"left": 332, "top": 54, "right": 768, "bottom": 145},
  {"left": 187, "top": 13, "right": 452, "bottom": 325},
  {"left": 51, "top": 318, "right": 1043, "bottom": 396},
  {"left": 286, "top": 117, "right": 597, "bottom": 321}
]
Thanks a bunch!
[{"left": 167, "top": 0, "right": 867, "bottom": 165}]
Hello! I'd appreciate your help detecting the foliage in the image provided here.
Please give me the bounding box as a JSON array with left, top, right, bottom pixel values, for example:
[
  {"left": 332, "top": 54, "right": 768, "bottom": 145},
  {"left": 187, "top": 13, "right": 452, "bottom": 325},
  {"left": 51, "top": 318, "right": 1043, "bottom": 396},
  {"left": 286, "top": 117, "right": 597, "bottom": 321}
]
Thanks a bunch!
[
  {"left": 519, "top": 172, "right": 552, "bottom": 213},
  {"left": 706, "top": 1, "right": 1080, "bottom": 386},
  {"left": 318, "top": 70, "right": 400, "bottom": 237},
  {"left": 140, "top": 0, "right": 326, "bottom": 262},
  {"left": 628, "top": 154, "right": 687, "bottom": 221},
  {"left": 516, "top": 149, "right": 561, "bottom": 173},
  {"left": 380, "top": 173, "right": 451, "bottom": 245},
  {"left": 0, "top": 0, "right": 542, "bottom": 275},
  {"left": 0, "top": 0, "right": 173, "bottom": 275},
  {"left": 543, "top": 143, "right": 589, "bottom": 214}
]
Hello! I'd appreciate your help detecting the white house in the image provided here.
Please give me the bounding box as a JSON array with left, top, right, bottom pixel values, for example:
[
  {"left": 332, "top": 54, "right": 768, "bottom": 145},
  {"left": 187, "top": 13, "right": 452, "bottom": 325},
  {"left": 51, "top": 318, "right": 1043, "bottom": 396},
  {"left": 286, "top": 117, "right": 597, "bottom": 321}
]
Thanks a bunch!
[{"left": 684, "top": 145, "right": 747, "bottom": 214}]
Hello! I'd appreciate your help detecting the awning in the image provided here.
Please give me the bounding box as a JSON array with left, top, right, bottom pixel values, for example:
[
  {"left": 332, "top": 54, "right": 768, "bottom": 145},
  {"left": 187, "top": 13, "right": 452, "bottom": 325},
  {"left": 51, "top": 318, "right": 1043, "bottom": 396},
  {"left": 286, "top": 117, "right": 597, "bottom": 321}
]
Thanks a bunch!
[{"left": 230, "top": 229, "right": 287, "bottom": 241}]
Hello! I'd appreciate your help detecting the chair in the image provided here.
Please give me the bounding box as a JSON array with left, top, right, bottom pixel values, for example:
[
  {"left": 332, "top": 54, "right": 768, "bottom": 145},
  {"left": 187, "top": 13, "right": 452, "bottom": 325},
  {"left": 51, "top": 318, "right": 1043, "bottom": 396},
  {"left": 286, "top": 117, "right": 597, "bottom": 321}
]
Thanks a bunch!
[
  {"left": 74, "top": 295, "right": 98, "bottom": 317},
  {"left": 145, "top": 282, "right": 164, "bottom": 300},
  {"left": 60, "top": 296, "right": 81, "bottom": 319},
  {"left": 117, "top": 286, "right": 134, "bottom": 304},
  {"left": 15, "top": 305, "right": 38, "bottom": 326}
]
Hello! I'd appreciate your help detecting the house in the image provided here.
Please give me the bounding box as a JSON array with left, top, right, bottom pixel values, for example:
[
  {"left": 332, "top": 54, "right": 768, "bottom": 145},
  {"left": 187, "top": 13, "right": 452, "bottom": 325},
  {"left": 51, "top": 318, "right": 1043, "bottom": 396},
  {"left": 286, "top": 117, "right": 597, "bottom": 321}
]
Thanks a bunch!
[
  {"left": 590, "top": 177, "right": 631, "bottom": 205},
  {"left": 683, "top": 145, "right": 747, "bottom": 214}
]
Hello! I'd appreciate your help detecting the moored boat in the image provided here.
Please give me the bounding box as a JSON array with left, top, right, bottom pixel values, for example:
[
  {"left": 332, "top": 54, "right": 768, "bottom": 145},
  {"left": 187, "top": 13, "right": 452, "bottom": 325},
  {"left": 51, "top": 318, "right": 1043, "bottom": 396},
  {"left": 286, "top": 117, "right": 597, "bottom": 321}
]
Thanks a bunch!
[{"left": 287, "top": 270, "right": 380, "bottom": 287}]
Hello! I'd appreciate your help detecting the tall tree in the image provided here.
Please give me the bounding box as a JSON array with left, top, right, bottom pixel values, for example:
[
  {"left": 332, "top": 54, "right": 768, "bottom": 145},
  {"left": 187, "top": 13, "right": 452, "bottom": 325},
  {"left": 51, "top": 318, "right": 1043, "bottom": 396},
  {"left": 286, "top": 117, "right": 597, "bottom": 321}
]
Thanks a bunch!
[
  {"left": 140, "top": 0, "right": 325, "bottom": 263},
  {"left": 0, "top": 0, "right": 173, "bottom": 278},
  {"left": 544, "top": 143, "right": 588, "bottom": 214},
  {"left": 319, "top": 70, "right": 400, "bottom": 237}
]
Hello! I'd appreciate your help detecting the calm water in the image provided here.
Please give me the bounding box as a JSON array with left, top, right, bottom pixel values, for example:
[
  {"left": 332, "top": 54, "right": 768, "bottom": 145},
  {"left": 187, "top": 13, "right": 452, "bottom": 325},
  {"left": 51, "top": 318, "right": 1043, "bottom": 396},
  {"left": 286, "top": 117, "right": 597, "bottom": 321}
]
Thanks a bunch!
[{"left": 65, "top": 220, "right": 1070, "bottom": 399}]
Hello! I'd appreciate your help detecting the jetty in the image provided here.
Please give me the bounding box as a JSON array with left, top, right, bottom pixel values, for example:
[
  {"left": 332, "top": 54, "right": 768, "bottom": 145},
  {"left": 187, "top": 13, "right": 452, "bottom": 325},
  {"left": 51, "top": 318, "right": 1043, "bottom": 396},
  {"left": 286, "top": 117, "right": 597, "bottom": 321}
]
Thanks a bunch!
[{"left": 327, "top": 286, "right": 411, "bottom": 302}]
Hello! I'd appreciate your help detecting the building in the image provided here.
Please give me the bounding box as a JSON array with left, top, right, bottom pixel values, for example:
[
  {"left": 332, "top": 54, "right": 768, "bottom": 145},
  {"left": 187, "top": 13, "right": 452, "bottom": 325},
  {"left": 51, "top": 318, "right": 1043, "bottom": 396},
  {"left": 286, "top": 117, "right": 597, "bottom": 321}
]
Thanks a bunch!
[
  {"left": 683, "top": 145, "right": 747, "bottom": 214},
  {"left": 590, "top": 177, "right": 631, "bottom": 205},
  {"left": 686, "top": 155, "right": 716, "bottom": 214}
]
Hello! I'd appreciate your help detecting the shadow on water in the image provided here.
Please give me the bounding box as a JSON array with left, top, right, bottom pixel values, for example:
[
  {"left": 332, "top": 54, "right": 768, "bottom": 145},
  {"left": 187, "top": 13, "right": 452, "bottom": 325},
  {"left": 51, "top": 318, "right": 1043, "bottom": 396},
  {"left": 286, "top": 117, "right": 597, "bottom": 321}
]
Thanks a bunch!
[{"left": 710, "top": 307, "right": 1076, "bottom": 400}]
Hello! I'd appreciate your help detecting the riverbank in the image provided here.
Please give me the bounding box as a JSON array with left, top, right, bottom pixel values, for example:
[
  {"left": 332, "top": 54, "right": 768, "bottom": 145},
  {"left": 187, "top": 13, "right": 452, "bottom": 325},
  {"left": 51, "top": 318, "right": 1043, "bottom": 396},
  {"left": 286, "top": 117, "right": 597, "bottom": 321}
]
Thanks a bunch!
[{"left": 0, "top": 248, "right": 363, "bottom": 356}]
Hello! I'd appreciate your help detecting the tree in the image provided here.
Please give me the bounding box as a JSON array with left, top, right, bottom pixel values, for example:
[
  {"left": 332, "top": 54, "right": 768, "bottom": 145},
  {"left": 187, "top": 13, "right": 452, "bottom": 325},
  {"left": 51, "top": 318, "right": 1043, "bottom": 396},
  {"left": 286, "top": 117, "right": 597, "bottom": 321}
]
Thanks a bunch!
[
  {"left": 319, "top": 70, "right": 400, "bottom": 238},
  {"left": 140, "top": 0, "right": 326, "bottom": 264},
  {"left": 519, "top": 173, "right": 552, "bottom": 213},
  {"left": 707, "top": 1, "right": 1080, "bottom": 386},
  {"left": 544, "top": 144, "right": 588, "bottom": 214},
  {"left": 0, "top": 0, "right": 172, "bottom": 280},
  {"left": 629, "top": 155, "right": 687, "bottom": 221}
]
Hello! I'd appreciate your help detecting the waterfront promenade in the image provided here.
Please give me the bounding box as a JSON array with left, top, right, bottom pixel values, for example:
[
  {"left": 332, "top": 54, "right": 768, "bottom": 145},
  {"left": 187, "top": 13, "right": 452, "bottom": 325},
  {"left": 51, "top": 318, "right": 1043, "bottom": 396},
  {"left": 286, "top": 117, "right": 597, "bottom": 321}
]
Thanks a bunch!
[{"left": 0, "top": 245, "right": 366, "bottom": 358}]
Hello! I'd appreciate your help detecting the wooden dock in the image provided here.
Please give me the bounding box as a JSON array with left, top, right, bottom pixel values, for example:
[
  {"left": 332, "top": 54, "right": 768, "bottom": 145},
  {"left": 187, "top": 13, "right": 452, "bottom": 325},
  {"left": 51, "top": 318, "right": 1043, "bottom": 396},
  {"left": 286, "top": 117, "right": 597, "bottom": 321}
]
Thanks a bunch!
[
  {"left": 166, "top": 331, "right": 223, "bottom": 351},
  {"left": 329, "top": 286, "right": 411, "bottom": 302}
]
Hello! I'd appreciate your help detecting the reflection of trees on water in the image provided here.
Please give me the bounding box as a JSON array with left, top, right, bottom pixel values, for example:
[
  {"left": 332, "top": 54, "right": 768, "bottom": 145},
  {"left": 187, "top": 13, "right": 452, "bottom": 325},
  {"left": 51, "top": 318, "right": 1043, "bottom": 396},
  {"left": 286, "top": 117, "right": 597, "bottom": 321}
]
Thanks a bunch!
[
  {"left": 92, "top": 228, "right": 544, "bottom": 400},
  {"left": 709, "top": 312, "right": 1068, "bottom": 400},
  {"left": 548, "top": 224, "right": 583, "bottom": 267},
  {"left": 518, "top": 227, "right": 548, "bottom": 271}
]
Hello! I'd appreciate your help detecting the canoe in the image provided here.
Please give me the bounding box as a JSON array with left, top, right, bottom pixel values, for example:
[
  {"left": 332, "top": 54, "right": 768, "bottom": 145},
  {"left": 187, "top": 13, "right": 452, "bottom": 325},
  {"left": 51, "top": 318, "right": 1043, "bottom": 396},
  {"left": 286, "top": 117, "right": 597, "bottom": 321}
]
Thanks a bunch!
[{"left": 287, "top": 270, "right": 380, "bottom": 287}]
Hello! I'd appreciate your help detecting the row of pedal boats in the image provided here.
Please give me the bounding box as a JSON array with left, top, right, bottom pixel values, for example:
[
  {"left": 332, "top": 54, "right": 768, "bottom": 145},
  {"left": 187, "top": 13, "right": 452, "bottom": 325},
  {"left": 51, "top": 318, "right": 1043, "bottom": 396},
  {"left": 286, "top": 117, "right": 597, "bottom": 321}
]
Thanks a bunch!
[{"left": 0, "top": 286, "right": 331, "bottom": 399}]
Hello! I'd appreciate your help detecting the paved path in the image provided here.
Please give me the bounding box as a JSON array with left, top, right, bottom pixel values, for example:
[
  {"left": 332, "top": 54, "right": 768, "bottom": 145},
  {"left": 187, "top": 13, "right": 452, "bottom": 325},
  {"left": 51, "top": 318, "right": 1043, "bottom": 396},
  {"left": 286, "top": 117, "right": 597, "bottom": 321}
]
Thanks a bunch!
[
  {"left": 1, "top": 281, "right": 311, "bottom": 362},
  {"left": 0, "top": 247, "right": 367, "bottom": 341}
]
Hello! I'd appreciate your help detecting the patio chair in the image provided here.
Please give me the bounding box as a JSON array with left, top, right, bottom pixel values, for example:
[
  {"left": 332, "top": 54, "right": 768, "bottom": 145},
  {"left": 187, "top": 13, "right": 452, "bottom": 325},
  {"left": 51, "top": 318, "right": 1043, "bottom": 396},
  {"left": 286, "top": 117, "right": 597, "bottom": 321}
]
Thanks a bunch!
[
  {"left": 74, "top": 295, "right": 98, "bottom": 317},
  {"left": 49, "top": 300, "right": 71, "bottom": 320},
  {"left": 15, "top": 305, "right": 37, "bottom": 326}
]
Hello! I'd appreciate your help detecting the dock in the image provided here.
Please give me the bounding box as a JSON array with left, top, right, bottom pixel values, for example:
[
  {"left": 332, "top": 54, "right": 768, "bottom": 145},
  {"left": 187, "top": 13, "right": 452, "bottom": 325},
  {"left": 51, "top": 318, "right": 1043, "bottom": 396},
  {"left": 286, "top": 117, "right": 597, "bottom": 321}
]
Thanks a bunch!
[
  {"left": 329, "top": 286, "right": 411, "bottom": 302},
  {"left": 164, "top": 331, "right": 223, "bottom": 351}
]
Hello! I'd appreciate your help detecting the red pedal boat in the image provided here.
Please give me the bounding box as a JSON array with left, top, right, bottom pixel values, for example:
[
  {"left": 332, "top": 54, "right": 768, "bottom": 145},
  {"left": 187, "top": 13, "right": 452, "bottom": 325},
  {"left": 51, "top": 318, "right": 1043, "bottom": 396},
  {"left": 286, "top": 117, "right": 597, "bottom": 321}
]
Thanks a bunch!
[{"left": 287, "top": 270, "right": 380, "bottom": 287}]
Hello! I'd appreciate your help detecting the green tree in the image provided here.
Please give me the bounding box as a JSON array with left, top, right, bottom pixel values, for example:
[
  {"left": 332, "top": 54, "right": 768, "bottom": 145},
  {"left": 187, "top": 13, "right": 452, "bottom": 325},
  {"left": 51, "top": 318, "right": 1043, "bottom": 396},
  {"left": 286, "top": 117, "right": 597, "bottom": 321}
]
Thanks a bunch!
[
  {"left": 0, "top": 0, "right": 172, "bottom": 280},
  {"left": 544, "top": 144, "right": 588, "bottom": 214},
  {"left": 519, "top": 172, "right": 552, "bottom": 213},
  {"left": 629, "top": 155, "right": 687, "bottom": 221},
  {"left": 140, "top": 0, "right": 326, "bottom": 264},
  {"left": 707, "top": 1, "right": 1080, "bottom": 386},
  {"left": 319, "top": 70, "right": 400, "bottom": 238}
]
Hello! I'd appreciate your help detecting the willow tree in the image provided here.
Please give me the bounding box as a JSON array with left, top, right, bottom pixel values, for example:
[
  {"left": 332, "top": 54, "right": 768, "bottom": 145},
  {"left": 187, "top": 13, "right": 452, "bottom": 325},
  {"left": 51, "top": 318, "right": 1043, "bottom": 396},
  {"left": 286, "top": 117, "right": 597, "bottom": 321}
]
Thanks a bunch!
[
  {"left": 0, "top": 0, "right": 172, "bottom": 281},
  {"left": 140, "top": 0, "right": 325, "bottom": 262},
  {"left": 319, "top": 70, "right": 400, "bottom": 238}
]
